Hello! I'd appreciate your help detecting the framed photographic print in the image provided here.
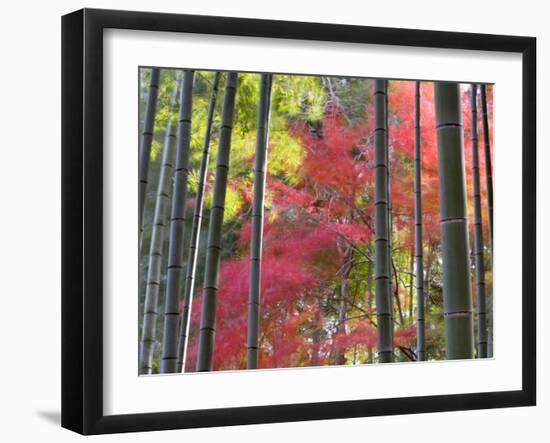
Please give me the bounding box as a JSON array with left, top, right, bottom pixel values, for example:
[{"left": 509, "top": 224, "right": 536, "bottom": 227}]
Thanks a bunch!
[{"left": 61, "top": 8, "right": 536, "bottom": 435}]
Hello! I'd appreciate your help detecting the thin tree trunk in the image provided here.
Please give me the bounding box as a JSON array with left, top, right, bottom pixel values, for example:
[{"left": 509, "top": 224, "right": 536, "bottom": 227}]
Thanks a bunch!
[
  {"left": 434, "top": 82, "right": 474, "bottom": 360},
  {"left": 366, "top": 243, "right": 374, "bottom": 364},
  {"left": 408, "top": 246, "right": 414, "bottom": 323},
  {"left": 159, "top": 71, "right": 195, "bottom": 373},
  {"left": 311, "top": 307, "right": 321, "bottom": 366},
  {"left": 392, "top": 258, "right": 405, "bottom": 327},
  {"left": 335, "top": 245, "right": 352, "bottom": 365},
  {"left": 139, "top": 77, "right": 180, "bottom": 375},
  {"left": 386, "top": 88, "right": 396, "bottom": 337},
  {"left": 176, "top": 72, "right": 221, "bottom": 373},
  {"left": 195, "top": 72, "right": 239, "bottom": 372},
  {"left": 470, "top": 84, "right": 488, "bottom": 358},
  {"left": 139, "top": 68, "right": 160, "bottom": 250},
  {"left": 414, "top": 81, "right": 426, "bottom": 361},
  {"left": 479, "top": 84, "right": 494, "bottom": 256},
  {"left": 373, "top": 79, "right": 393, "bottom": 363},
  {"left": 424, "top": 244, "right": 433, "bottom": 319},
  {"left": 480, "top": 84, "right": 494, "bottom": 359},
  {"left": 247, "top": 73, "right": 273, "bottom": 369}
]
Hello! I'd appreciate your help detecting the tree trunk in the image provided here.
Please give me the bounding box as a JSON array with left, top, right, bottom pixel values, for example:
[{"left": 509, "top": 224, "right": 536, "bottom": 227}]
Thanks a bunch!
[
  {"left": 479, "top": 84, "right": 494, "bottom": 256},
  {"left": 386, "top": 88, "right": 397, "bottom": 337},
  {"left": 366, "top": 243, "right": 374, "bottom": 364},
  {"left": 311, "top": 307, "right": 322, "bottom": 366},
  {"left": 392, "top": 258, "right": 404, "bottom": 327},
  {"left": 159, "top": 71, "right": 195, "bottom": 373},
  {"left": 176, "top": 72, "right": 221, "bottom": 373},
  {"left": 424, "top": 244, "right": 433, "bottom": 318},
  {"left": 414, "top": 81, "right": 426, "bottom": 361},
  {"left": 408, "top": 246, "right": 414, "bottom": 324},
  {"left": 434, "top": 82, "right": 474, "bottom": 360},
  {"left": 480, "top": 84, "right": 494, "bottom": 359},
  {"left": 247, "top": 73, "right": 273, "bottom": 369},
  {"left": 373, "top": 79, "right": 393, "bottom": 363},
  {"left": 334, "top": 245, "right": 352, "bottom": 365},
  {"left": 195, "top": 72, "right": 239, "bottom": 372},
  {"left": 139, "top": 77, "right": 180, "bottom": 375},
  {"left": 139, "top": 68, "right": 160, "bottom": 250},
  {"left": 470, "top": 84, "right": 488, "bottom": 358}
]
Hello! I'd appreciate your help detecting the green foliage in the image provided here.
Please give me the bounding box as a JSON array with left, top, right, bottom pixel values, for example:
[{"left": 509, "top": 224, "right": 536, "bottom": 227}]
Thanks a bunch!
[
  {"left": 272, "top": 75, "right": 325, "bottom": 122},
  {"left": 330, "top": 77, "right": 371, "bottom": 122},
  {"left": 268, "top": 121, "right": 304, "bottom": 184}
]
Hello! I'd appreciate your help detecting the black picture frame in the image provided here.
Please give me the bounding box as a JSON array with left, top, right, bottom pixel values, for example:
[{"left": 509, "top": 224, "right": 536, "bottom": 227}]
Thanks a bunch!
[{"left": 61, "top": 8, "right": 536, "bottom": 435}]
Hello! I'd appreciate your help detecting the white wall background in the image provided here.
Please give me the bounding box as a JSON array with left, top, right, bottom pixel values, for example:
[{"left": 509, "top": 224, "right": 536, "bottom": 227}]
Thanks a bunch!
[{"left": 0, "top": 0, "right": 545, "bottom": 441}]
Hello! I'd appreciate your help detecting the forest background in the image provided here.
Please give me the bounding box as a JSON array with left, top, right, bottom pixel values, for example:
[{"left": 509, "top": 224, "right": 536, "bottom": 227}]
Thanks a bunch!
[{"left": 139, "top": 69, "right": 493, "bottom": 373}]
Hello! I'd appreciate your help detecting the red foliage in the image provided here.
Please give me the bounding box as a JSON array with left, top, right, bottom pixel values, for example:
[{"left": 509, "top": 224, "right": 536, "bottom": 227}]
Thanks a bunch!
[{"left": 183, "top": 79, "right": 493, "bottom": 371}]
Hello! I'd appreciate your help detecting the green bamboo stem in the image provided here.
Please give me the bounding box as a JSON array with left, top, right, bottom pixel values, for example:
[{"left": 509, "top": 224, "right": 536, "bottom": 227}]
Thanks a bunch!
[
  {"left": 374, "top": 79, "right": 393, "bottom": 363},
  {"left": 247, "top": 73, "right": 273, "bottom": 369},
  {"left": 139, "top": 68, "right": 160, "bottom": 251},
  {"left": 480, "top": 84, "right": 494, "bottom": 358},
  {"left": 414, "top": 81, "right": 426, "bottom": 361},
  {"left": 176, "top": 72, "right": 222, "bottom": 373},
  {"left": 196, "top": 72, "right": 239, "bottom": 372},
  {"left": 160, "top": 70, "right": 195, "bottom": 373},
  {"left": 470, "top": 84, "right": 487, "bottom": 358},
  {"left": 386, "top": 88, "right": 398, "bottom": 335},
  {"left": 139, "top": 76, "right": 180, "bottom": 375},
  {"left": 434, "top": 82, "right": 474, "bottom": 360},
  {"left": 479, "top": 84, "right": 494, "bottom": 257}
]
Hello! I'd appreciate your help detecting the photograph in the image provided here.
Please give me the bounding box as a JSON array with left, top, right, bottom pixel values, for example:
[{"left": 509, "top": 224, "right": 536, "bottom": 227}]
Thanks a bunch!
[
  {"left": 138, "top": 68, "right": 494, "bottom": 375},
  {"left": 0, "top": 0, "right": 542, "bottom": 439}
]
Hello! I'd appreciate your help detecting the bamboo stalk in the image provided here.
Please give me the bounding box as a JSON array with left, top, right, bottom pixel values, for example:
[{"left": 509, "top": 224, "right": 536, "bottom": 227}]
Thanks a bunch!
[
  {"left": 386, "top": 86, "right": 397, "bottom": 339},
  {"left": 480, "top": 84, "right": 494, "bottom": 359},
  {"left": 434, "top": 82, "right": 474, "bottom": 360},
  {"left": 247, "top": 73, "right": 273, "bottom": 369},
  {"left": 470, "top": 84, "right": 487, "bottom": 358},
  {"left": 176, "top": 72, "right": 222, "bottom": 373},
  {"left": 139, "top": 68, "right": 160, "bottom": 250},
  {"left": 139, "top": 75, "right": 180, "bottom": 375},
  {"left": 373, "top": 79, "right": 393, "bottom": 363},
  {"left": 479, "top": 84, "right": 494, "bottom": 256},
  {"left": 195, "top": 72, "right": 239, "bottom": 372},
  {"left": 160, "top": 70, "right": 195, "bottom": 373},
  {"left": 414, "top": 81, "right": 426, "bottom": 361}
]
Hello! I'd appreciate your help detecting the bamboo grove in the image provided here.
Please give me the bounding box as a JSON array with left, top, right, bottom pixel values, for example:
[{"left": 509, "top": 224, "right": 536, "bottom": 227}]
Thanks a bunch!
[{"left": 139, "top": 69, "right": 494, "bottom": 374}]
